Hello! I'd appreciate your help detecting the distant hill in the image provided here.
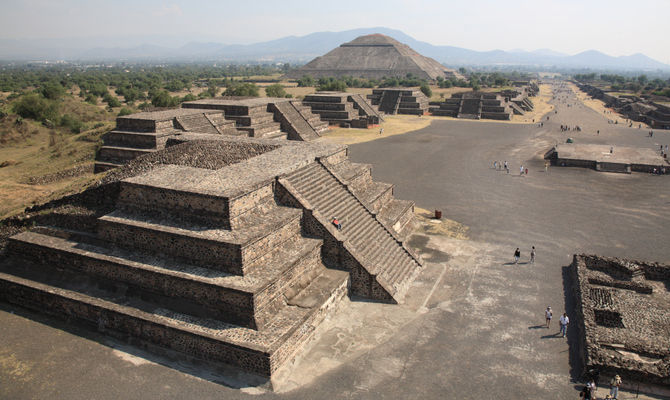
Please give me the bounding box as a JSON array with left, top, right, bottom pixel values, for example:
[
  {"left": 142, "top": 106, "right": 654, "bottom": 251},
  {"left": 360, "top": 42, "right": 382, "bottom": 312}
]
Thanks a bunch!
[{"left": 1, "top": 27, "right": 668, "bottom": 71}]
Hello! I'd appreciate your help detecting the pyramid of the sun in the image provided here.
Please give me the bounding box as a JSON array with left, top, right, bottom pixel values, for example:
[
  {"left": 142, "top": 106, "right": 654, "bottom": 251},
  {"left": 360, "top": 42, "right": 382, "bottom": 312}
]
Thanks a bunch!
[{"left": 286, "top": 34, "right": 461, "bottom": 81}]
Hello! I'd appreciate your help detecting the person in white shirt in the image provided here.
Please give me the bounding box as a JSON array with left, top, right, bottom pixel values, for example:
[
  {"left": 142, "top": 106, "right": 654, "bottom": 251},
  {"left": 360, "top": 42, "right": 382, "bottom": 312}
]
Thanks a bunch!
[
  {"left": 545, "top": 306, "right": 552, "bottom": 328},
  {"left": 560, "top": 313, "right": 569, "bottom": 337}
]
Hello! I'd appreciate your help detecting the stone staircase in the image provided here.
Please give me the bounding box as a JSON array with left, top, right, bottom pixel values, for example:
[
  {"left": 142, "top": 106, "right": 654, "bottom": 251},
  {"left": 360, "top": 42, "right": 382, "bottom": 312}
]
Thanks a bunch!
[
  {"left": 292, "top": 101, "right": 330, "bottom": 134},
  {"left": 378, "top": 90, "right": 402, "bottom": 114},
  {"left": 0, "top": 166, "right": 349, "bottom": 377},
  {"left": 458, "top": 98, "right": 482, "bottom": 119},
  {"left": 270, "top": 101, "right": 321, "bottom": 141},
  {"left": 95, "top": 109, "right": 241, "bottom": 173},
  {"left": 282, "top": 160, "right": 421, "bottom": 302},
  {"left": 349, "top": 94, "right": 383, "bottom": 124}
]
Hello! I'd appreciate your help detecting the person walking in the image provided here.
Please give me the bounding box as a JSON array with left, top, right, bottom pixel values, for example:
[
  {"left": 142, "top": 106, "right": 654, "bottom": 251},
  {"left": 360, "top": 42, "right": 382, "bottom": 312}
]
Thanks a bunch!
[
  {"left": 545, "top": 306, "right": 552, "bottom": 328},
  {"left": 559, "top": 312, "right": 569, "bottom": 337},
  {"left": 504, "top": 161, "right": 509, "bottom": 174},
  {"left": 609, "top": 375, "right": 622, "bottom": 399},
  {"left": 379, "top": 127, "right": 384, "bottom": 135},
  {"left": 513, "top": 248, "right": 520, "bottom": 264},
  {"left": 520, "top": 165, "right": 524, "bottom": 175},
  {"left": 530, "top": 246, "right": 536, "bottom": 263}
]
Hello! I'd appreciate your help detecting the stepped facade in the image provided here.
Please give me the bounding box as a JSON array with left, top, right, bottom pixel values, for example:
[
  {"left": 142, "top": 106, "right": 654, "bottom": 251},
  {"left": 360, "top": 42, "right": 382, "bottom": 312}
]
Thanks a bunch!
[
  {"left": 1, "top": 135, "right": 422, "bottom": 379},
  {"left": 301, "top": 92, "right": 383, "bottom": 127},
  {"left": 95, "top": 98, "right": 329, "bottom": 172},
  {"left": 286, "top": 34, "right": 462, "bottom": 81},
  {"left": 367, "top": 88, "right": 429, "bottom": 115},
  {"left": 430, "top": 92, "right": 514, "bottom": 120}
]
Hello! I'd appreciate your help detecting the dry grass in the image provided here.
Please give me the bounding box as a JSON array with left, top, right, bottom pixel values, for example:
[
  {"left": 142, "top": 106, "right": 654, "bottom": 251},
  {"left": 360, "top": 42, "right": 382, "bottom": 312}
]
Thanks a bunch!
[
  {"left": 414, "top": 207, "right": 470, "bottom": 240},
  {"left": 510, "top": 83, "right": 554, "bottom": 123},
  {"left": 320, "top": 114, "right": 432, "bottom": 145}
]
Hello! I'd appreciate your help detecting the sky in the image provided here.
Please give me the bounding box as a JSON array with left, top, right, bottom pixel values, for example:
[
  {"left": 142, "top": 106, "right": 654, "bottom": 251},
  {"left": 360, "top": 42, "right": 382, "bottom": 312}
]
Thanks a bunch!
[{"left": 1, "top": 0, "right": 669, "bottom": 63}]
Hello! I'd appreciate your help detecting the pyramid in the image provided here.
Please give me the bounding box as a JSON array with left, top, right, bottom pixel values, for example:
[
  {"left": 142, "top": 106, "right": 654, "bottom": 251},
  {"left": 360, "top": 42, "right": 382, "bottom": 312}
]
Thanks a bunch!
[{"left": 286, "top": 34, "right": 461, "bottom": 81}]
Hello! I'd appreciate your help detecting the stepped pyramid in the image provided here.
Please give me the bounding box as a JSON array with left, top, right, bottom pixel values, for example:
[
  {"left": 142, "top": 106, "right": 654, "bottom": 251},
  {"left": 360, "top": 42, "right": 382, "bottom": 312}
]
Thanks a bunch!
[
  {"left": 286, "top": 34, "right": 462, "bottom": 81},
  {"left": 1, "top": 135, "right": 422, "bottom": 379}
]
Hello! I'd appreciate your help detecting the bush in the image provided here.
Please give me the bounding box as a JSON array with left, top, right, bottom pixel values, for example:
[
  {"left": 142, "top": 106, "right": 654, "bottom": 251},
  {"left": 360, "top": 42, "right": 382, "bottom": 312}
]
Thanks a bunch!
[
  {"left": 316, "top": 78, "right": 347, "bottom": 92},
  {"left": 224, "top": 83, "right": 259, "bottom": 97},
  {"left": 12, "top": 93, "right": 59, "bottom": 121},
  {"left": 103, "top": 93, "right": 121, "bottom": 107},
  {"left": 420, "top": 84, "right": 432, "bottom": 98},
  {"left": 40, "top": 82, "right": 65, "bottom": 100},
  {"left": 151, "top": 90, "right": 178, "bottom": 107},
  {"left": 265, "top": 84, "right": 287, "bottom": 98},
  {"left": 297, "top": 75, "right": 315, "bottom": 87},
  {"left": 118, "top": 107, "right": 134, "bottom": 117},
  {"left": 60, "top": 114, "right": 84, "bottom": 133},
  {"left": 85, "top": 94, "right": 98, "bottom": 105},
  {"left": 181, "top": 93, "right": 196, "bottom": 102}
]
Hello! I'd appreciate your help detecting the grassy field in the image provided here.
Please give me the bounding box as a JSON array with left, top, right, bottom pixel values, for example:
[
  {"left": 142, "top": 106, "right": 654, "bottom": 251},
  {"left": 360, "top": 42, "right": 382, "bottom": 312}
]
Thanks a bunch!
[{"left": 0, "top": 96, "right": 115, "bottom": 219}]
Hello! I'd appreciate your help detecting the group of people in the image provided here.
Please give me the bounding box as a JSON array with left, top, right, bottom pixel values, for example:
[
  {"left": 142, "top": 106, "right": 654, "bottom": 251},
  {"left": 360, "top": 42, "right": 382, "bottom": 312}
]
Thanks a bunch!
[
  {"left": 493, "top": 160, "right": 510, "bottom": 173},
  {"left": 560, "top": 125, "right": 581, "bottom": 132},
  {"left": 544, "top": 306, "right": 569, "bottom": 337},
  {"left": 579, "top": 374, "right": 623, "bottom": 399},
  {"left": 512, "top": 246, "right": 535, "bottom": 264}
]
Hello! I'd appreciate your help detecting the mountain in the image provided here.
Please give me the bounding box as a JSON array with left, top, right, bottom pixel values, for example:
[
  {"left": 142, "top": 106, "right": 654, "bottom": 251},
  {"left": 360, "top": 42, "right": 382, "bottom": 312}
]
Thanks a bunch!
[{"left": 1, "top": 27, "right": 668, "bottom": 71}]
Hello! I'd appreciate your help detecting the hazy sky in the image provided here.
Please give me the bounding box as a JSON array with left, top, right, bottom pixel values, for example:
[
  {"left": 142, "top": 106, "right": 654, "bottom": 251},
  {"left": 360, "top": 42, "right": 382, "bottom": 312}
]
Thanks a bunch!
[{"left": 2, "top": 0, "right": 669, "bottom": 63}]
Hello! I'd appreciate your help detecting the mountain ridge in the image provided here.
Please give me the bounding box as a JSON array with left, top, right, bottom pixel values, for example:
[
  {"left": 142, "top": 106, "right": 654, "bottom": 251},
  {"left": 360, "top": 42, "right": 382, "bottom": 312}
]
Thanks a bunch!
[{"left": 1, "top": 27, "right": 668, "bottom": 71}]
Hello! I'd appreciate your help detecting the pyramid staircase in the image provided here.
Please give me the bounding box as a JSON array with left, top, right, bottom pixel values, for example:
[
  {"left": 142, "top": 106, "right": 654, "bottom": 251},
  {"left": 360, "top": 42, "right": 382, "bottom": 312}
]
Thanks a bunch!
[
  {"left": 281, "top": 159, "right": 421, "bottom": 301},
  {"left": 0, "top": 168, "right": 349, "bottom": 377},
  {"left": 377, "top": 90, "right": 402, "bottom": 115},
  {"left": 270, "top": 101, "right": 322, "bottom": 141},
  {"left": 348, "top": 94, "right": 383, "bottom": 124}
]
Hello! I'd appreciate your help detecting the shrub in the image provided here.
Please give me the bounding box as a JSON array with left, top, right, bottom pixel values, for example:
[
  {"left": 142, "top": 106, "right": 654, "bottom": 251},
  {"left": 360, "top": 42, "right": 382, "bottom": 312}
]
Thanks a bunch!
[
  {"left": 224, "top": 83, "right": 259, "bottom": 97},
  {"left": 118, "top": 107, "right": 134, "bottom": 116},
  {"left": 60, "top": 114, "right": 84, "bottom": 133},
  {"left": 40, "top": 82, "right": 65, "bottom": 100},
  {"left": 151, "top": 90, "right": 178, "bottom": 107},
  {"left": 297, "top": 75, "right": 315, "bottom": 87},
  {"left": 103, "top": 93, "right": 121, "bottom": 107},
  {"left": 420, "top": 84, "right": 432, "bottom": 98},
  {"left": 265, "top": 84, "right": 287, "bottom": 98},
  {"left": 85, "top": 94, "right": 98, "bottom": 105},
  {"left": 12, "top": 93, "right": 58, "bottom": 121}
]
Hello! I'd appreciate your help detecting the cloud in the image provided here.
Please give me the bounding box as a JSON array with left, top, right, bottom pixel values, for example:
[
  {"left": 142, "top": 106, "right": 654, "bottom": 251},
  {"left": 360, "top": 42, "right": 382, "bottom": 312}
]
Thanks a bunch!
[{"left": 154, "top": 4, "right": 183, "bottom": 17}]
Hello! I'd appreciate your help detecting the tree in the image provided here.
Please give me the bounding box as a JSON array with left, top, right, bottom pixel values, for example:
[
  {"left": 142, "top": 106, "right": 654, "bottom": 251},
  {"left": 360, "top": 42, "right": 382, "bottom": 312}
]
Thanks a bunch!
[
  {"left": 224, "top": 83, "right": 259, "bottom": 97},
  {"left": 265, "top": 84, "right": 287, "bottom": 98},
  {"left": 420, "top": 84, "right": 432, "bottom": 98},
  {"left": 12, "top": 93, "right": 58, "bottom": 121},
  {"left": 40, "top": 81, "right": 65, "bottom": 100},
  {"left": 297, "top": 75, "right": 315, "bottom": 87},
  {"left": 151, "top": 90, "right": 178, "bottom": 107}
]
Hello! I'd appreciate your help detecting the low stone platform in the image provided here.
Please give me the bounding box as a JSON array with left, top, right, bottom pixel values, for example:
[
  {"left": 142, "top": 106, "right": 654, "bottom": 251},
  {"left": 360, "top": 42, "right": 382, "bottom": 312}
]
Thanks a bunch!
[
  {"left": 570, "top": 255, "right": 670, "bottom": 385},
  {"left": 546, "top": 144, "right": 669, "bottom": 173}
]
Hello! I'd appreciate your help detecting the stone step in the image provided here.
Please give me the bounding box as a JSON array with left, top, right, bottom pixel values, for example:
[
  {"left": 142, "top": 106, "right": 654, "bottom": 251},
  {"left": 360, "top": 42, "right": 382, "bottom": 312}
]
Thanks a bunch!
[
  {"left": 117, "top": 173, "right": 275, "bottom": 229},
  {"left": 0, "top": 265, "right": 348, "bottom": 377},
  {"left": 284, "top": 162, "right": 421, "bottom": 302},
  {"left": 327, "top": 160, "right": 372, "bottom": 191},
  {"left": 94, "top": 161, "right": 125, "bottom": 173},
  {"left": 97, "top": 146, "right": 156, "bottom": 163},
  {"left": 102, "top": 130, "right": 164, "bottom": 149},
  {"left": 237, "top": 121, "right": 282, "bottom": 137},
  {"left": 227, "top": 113, "right": 276, "bottom": 127},
  {"left": 97, "top": 205, "right": 302, "bottom": 275},
  {"left": 377, "top": 199, "right": 415, "bottom": 237},
  {"left": 6, "top": 231, "right": 324, "bottom": 330},
  {"left": 357, "top": 181, "right": 394, "bottom": 213}
]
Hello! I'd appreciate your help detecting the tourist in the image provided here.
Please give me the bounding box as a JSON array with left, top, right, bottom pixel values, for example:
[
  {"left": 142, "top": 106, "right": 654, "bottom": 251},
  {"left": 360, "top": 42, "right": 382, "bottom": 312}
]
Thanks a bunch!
[
  {"left": 530, "top": 246, "right": 536, "bottom": 263},
  {"left": 609, "top": 375, "right": 622, "bottom": 399},
  {"left": 545, "top": 306, "right": 552, "bottom": 328},
  {"left": 525, "top": 168, "right": 528, "bottom": 175},
  {"left": 504, "top": 161, "right": 509, "bottom": 174},
  {"left": 520, "top": 165, "right": 524, "bottom": 175},
  {"left": 379, "top": 127, "right": 384, "bottom": 135},
  {"left": 580, "top": 383, "right": 593, "bottom": 400},
  {"left": 332, "top": 217, "right": 342, "bottom": 231},
  {"left": 493, "top": 161, "right": 497, "bottom": 170},
  {"left": 545, "top": 161, "right": 549, "bottom": 173},
  {"left": 513, "top": 248, "right": 520, "bottom": 264},
  {"left": 610, "top": 146, "right": 613, "bottom": 154},
  {"left": 559, "top": 312, "right": 569, "bottom": 337}
]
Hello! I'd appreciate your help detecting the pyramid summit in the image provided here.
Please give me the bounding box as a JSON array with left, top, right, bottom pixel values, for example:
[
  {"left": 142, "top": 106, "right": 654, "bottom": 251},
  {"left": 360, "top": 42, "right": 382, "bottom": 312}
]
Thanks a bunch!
[{"left": 286, "top": 34, "right": 461, "bottom": 81}]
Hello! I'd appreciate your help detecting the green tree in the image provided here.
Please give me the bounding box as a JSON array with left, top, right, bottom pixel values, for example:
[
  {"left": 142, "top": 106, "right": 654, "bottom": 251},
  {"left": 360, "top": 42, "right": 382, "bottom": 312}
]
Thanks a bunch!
[
  {"left": 224, "top": 83, "right": 259, "bottom": 97},
  {"left": 40, "top": 81, "right": 65, "bottom": 100},
  {"left": 297, "top": 75, "right": 315, "bottom": 87},
  {"left": 118, "top": 107, "right": 134, "bottom": 117},
  {"left": 12, "top": 93, "right": 58, "bottom": 121},
  {"left": 420, "top": 84, "right": 432, "bottom": 98},
  {"left": 151, "top": 90, "right": 178, "bottom": 107},
  {"left": 265, "top": 83, "right": 287, "bottom": 98}
]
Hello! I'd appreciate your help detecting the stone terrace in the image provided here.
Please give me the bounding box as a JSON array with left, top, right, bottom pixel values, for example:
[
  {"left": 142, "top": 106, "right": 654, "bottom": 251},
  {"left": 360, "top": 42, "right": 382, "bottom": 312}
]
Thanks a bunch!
[
  {"left": 570, "top": 255, "right": 670, "bottom": 385},
  {"left": 546, "top": 144, "right": 669, "bottom": 174},
  {"left": 1, "top": 135, "right": 421, "bottom": 379},
  {"left": 96, "top": 98, "right": 329, "bottom": 172},
  {"left": 367, "top": 88, "right": 429, "bottom": 116},
  {"left": 302, "top": 92, "right": 381, "bottom": 127}
]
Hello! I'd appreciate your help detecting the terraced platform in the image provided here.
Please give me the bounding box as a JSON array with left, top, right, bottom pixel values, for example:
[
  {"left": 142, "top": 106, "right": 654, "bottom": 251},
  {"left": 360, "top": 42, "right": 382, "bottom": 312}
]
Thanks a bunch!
[{"left": 3, "top": 135, "right": 421, "bottom": 380}]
